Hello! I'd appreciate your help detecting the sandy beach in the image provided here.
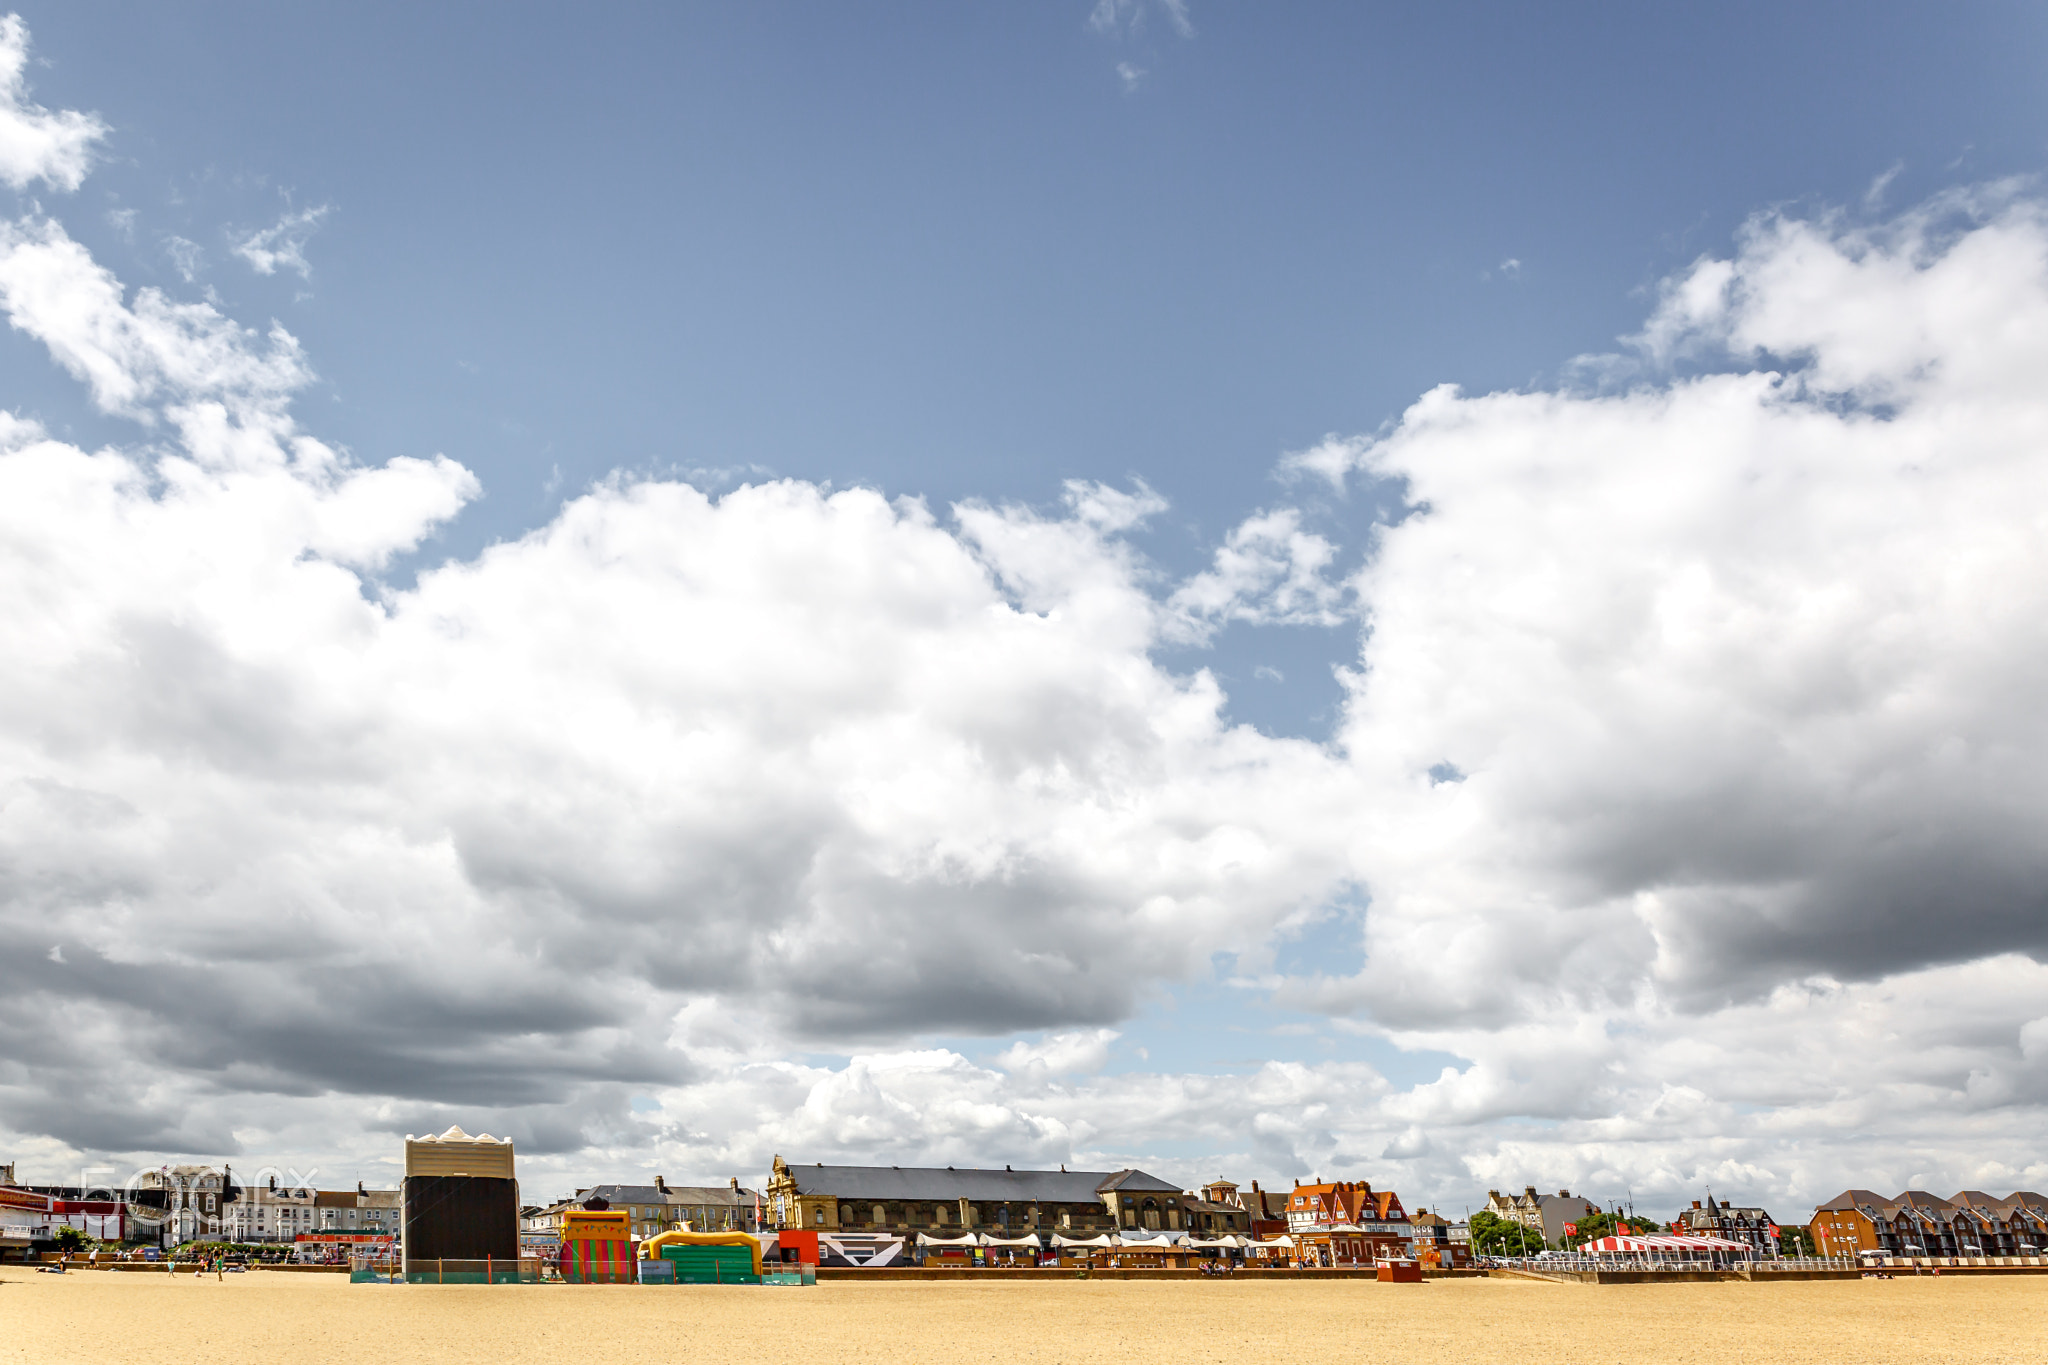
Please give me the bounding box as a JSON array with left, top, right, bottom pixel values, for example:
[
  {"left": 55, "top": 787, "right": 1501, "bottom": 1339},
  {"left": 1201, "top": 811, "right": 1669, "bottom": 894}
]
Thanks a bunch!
[{"left": 2, "top": 1269, "right": 2040, "bottom": 1365}]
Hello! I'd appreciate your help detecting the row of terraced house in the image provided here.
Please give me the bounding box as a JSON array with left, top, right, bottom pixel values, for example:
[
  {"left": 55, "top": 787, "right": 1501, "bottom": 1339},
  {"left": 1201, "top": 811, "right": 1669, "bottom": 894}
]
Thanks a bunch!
[{"left": 1809, "top": 1190, "right": 2048, "bottom": 1259}]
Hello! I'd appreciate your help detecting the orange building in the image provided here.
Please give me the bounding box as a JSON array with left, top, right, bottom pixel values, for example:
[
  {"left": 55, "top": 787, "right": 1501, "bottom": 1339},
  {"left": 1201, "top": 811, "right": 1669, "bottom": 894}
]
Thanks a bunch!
[
  {"left": 1284, "top": 1179, "right": 1412, "bottom": 1267},
  {"left": 1809, "top": 1189, "right": 2048, "bottom": 1258},
  {"left": 1809, "top": 1190, "right": 1888, "bottom": 1256}
]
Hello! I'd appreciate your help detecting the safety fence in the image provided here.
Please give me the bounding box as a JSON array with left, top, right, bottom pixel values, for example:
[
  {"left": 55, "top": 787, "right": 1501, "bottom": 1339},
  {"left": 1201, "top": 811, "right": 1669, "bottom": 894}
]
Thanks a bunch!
[
  {"left": 348, "top": 1251, "right": 816, "bottom": 1286},
  {"left": 1479, "top": 1254, "right": 1862, "bottom": 1274},
  {"left": 349, "top": 1255, "right": 547, "bottom": 1284}
]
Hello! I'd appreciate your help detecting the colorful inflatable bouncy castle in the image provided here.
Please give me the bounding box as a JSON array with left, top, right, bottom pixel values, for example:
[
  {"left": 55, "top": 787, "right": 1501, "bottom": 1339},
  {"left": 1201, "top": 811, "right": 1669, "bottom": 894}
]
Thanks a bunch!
[
  {"left": 638, "top": 1229, "right": 763, "bottom": 1283},
  {"left": 558, "top": 1205, "right": 634, "bottom": 1283}
]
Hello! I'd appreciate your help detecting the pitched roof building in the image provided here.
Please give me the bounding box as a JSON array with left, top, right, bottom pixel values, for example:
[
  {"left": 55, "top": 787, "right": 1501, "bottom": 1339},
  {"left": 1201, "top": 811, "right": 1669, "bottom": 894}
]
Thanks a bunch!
[
  {"left": 763, "top": 1156, "right": 1181, "bottom": 1235},
  {"left": 1673, "top": 1196, "right": 1777, "bottom": 1254},
  {"left": 1485, "top": 1186, "right": 1595, "bottom": 1247},
  {"left": 524, "top": 1177, "right": 761, "bottom": 1242},
  {"left": 1810, "top": 1189, "right": 2048, "bottom": 1258},
  {"left": 1282, "top": 1178, "right": 1414, "bottom": 1267}
]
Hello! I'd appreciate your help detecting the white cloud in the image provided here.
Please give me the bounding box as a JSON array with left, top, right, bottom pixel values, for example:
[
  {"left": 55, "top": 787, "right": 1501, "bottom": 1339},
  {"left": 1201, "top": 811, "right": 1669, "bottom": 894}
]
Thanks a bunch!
[
  {"left": 1294, "top": 194, "right": 2048, "bottom": 1142},
  {"left": 0, "top": 16, "right": 105, "bottom": 193},
  {"left": 4, "top": 43, "right": 2048, "bottom": 1211},
  {"left": 995, "top": 1029, "right": 1120, "bottom": 1078},
  {"left": 163, "top": 234, "right": 202, "bottom": 283},
  {"left": 1089, "top": 0, "right": 1193, "bottom": 40},
  {"left": 1168, "top": 507, "right": 1350, "bottom": 637},
  {"left": 0, "top": 221, "right": 1353, "bottom": 1167},
  {"left": 1278, "top": 432, "right": 1371, "bottom": 490},
  {"left": 233, "top": 205, "right": 331, "bottom": 279},
  {"left": 1117, "top": 61, "right": 1146, "bottom": 93}
]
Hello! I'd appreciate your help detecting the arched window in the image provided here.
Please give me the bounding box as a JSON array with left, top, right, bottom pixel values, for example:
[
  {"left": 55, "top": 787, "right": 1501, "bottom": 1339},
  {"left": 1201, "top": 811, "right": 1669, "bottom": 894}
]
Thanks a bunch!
[
  {"left": 873, "top": 1205, "right": 886, "bottom": 1226},
  {"left": 813, "top": 1207, "right": 825, "bottom": 1226}
]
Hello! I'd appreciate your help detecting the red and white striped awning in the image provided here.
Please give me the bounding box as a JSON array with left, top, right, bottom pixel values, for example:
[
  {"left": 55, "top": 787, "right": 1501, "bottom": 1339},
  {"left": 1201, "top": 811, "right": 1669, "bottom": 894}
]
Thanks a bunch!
[{"left": 1584, "top": 1234, "right": 1754, "bottom": 1253}]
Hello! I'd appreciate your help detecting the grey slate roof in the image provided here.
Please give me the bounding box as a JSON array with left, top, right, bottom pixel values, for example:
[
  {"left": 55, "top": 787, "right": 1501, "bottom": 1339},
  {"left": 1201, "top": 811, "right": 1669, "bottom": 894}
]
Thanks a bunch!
[
  {"left": 780, "top": 1165, "right": 1177, "bottom": 1202},
  {"left": 578, "top": 1183, "right": 756, "bottom": 1205}
]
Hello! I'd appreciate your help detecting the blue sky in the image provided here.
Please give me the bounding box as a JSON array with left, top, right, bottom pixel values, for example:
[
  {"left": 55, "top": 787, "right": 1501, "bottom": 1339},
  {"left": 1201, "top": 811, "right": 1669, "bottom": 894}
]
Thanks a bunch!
[
  {"left": 7, "top": 3, "right": 2048, "bottom": 1208},
  {"left": 25, "top": 1, "right": 2047, "bottom": 553},
  {"left": 16, "top": 0, "right": 2038, "bottom": 748}
]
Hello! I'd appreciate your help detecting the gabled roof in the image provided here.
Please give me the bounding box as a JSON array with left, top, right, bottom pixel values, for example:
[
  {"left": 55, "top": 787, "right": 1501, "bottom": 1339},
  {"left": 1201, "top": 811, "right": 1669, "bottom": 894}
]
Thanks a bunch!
[
  {"left": 1814, "top": 1189, "right": 1892, "bottom": 1213},
  {"left": 778, "top": 1164, "right": 1172, "bottom": 1202},
  {"left": 659, "top": 1185, "right": 752, "bottom": 1202},
  {"left": 1895, "top": 1190, "right": 1956, "bottom": 1211}
]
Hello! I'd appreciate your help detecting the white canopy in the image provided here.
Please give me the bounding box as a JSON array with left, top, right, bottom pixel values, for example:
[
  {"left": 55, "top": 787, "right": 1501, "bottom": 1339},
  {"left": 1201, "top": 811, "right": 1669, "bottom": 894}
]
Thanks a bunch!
[
  {"left": 980, "top": 1233, "right": 1044, "bottom": 1248},
  {"left": 1118, "top": 1229, "right": 1187, "bottom": 1246},
  {"left": 1246, "top": 1236, "right": 1295, "bottom": 1248},
  {"left": 915, "top": 1232, "right": 981, "bottom": 1247},
  {"left": 1052, "top": 1233, "right": 1117, "bottom": 1248},
  {"left": 1186, "top": 1235, "right": 1245, "bottom": 1249}
]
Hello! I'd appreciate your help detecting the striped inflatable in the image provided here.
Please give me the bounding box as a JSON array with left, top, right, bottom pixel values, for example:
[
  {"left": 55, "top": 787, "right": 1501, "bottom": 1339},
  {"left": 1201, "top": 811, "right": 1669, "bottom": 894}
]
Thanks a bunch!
[{"left": 560, "top": 1238, "right": 635, "bottom": 1283}]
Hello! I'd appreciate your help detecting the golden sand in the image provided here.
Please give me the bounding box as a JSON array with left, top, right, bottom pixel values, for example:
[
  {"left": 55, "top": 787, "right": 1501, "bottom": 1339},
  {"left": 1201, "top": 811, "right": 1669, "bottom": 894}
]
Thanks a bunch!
[{"left": 2, "top": 1268, "right": 2040, "bottom": 1365}]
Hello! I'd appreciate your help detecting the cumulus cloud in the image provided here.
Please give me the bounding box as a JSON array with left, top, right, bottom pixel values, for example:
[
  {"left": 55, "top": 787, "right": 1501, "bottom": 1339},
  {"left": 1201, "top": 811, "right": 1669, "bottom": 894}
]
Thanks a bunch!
[
  {"left": 4, "top": 19, "right": 2048, "bottom": 1208},
  {"left": 0, "top": 15, "right": 105, "bottom": 192},
  {"left": 1320, "top": 188, "right": 2048, "bottom": 1034},
  {"left": 233, "top": 205, "right": 331, "bottom": 279},
  {"left": 1168, "top": 507, "right": 1350, "bottom": 637},
  {"left": 0, "top": 203, "right": 1351, "bottom": 1166}
]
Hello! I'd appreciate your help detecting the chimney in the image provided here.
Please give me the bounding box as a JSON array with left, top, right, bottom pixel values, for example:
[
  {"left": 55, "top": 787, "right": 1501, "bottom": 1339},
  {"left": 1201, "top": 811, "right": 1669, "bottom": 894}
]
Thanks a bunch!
[
  {"left": 655, "top": 1176, "right": 668, "bottom": 1194},
  {"left": 729, "top": 1177, "right": 739, "bottom": 1192},
  {"left": 1692, "top": 1201, "right": 1702, "bottom": 1209}
]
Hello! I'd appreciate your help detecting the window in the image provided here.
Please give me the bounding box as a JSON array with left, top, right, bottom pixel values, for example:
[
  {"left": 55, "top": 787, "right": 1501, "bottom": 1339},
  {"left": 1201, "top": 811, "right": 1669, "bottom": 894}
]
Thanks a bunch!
[{"left": 814, "top": 1208, "right": 824, "bottom": 1226}]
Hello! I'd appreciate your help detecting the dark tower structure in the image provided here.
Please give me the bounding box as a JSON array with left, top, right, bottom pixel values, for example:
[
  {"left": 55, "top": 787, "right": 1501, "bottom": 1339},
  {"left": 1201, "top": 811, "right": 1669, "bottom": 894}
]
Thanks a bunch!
[{"left": 401, "top": 1127, "right": 518, "bottom": 1276}]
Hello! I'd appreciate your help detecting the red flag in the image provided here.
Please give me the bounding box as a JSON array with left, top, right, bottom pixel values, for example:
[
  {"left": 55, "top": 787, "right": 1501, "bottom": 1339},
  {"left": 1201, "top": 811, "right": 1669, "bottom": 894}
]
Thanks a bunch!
[{"left": 1564, "top": 1222, "right": 1578, "bottom": 1236}]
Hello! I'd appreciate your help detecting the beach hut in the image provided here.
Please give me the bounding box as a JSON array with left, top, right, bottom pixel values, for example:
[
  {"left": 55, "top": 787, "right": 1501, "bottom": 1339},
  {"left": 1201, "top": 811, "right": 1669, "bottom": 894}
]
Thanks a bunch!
[
  {"left": 1187, "top": 1233, "right": 1246, "bottom": 1264},
  {"left": 1051, "top": 1231, "right": 1115, "bottom": 1269},
  {"left": 980, "top": 1231, "right": 1045, "bottom": 1266},
  {"left": 915, "top": 1231, "right": 980, "bottom": 1266},
  {"left": 1111, "top": 1228, "right": 1189, "bottom": 1268},
  {"left": 1245, "top": 1234, "right": 1295, "bottom": 1265}
]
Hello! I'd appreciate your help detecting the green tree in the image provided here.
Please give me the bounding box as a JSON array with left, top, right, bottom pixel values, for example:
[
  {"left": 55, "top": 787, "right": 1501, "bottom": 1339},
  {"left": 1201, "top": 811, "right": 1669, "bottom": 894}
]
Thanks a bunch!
[
  {"left": 1777, "top": 1225, "right": 1816, "bottom": 1256},
  {"left": 1469, "top": 1210, "right": 1546, "bottom": 1256},
  {"left": 1558, "top": 1209, "right": 1667, "bottom": 1250},
  {"left": 52, "top": 1225, "right": 87, "bottom": 1252}
]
